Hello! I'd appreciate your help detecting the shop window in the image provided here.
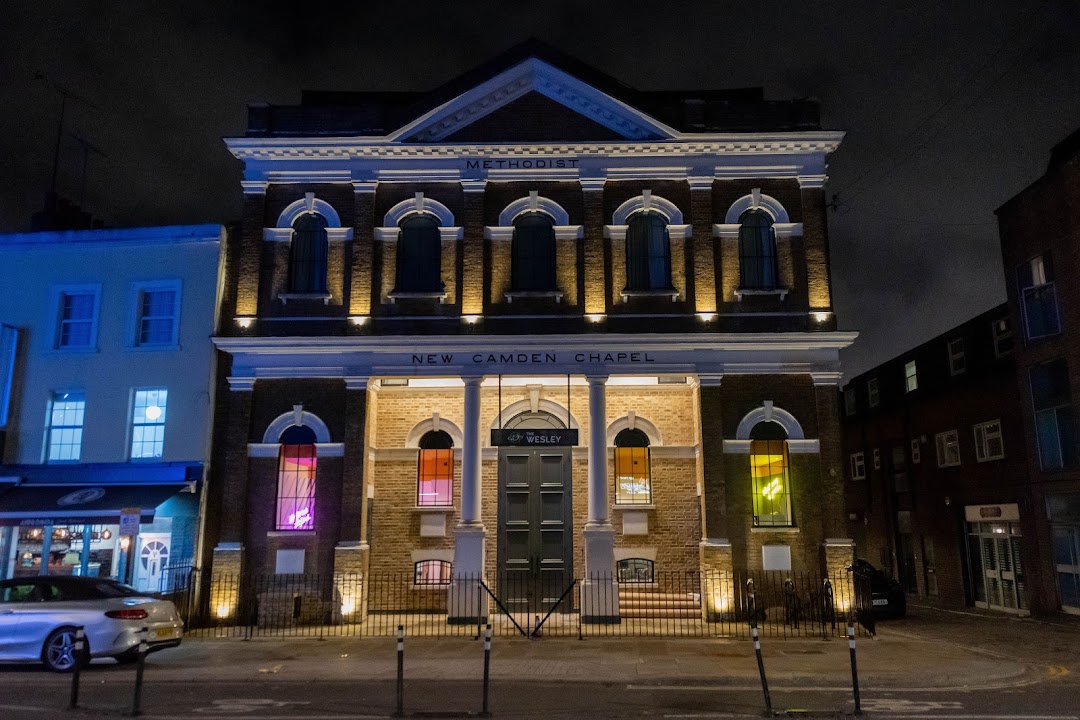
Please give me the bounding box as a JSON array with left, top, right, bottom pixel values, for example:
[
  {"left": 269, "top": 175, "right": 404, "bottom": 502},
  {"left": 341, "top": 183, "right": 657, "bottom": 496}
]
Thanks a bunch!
[
  {"left": 53, "top": 286, "right": 99, "bottom": 350},
  {"left": 750, "top": 422, "right": 792, "bottom": 527},
  {"left": 867, "top": 377, "right": 880, "bottom": 408},
  {"left": 417, "top": 430, "right": 453, "bottom": 507},
  {"left": 948, "top": 338, "right": 966, "bottom": 376},
  {"left": 625, "top": 212, "right": 671, "bottom": 292},
  {"left": 130, "top": 388, "right": 168, "bottom": 459},
  {"left": 276, "top": 425, "right": 317, "bottom": 530},
  {"left": 511, "top": 212, "right": 557, "bottom": 292},
  {"left": 974, "top": 420, "right": 1005, "bottom": 462},
  {"left": 414, "top": 559, "right": 452, "bottom": 585},
  {"left": 617, "top": 558, "right": 655, "bottom": 583},
  {"left": 738, "top": 209, "right": 778, "bottom": 290},
  {"left": 849, "top": 452, "right": 865, "bottom": 480},
  {"left": 1017, "top": 253, "right": 1060, "bottom": 341},
  {"left": 46, "top": 391, "right": 85, "bottom": 463},
  {"left": 395, "top": 214, "right": 443, "bottom": 294},
  {"left": 614, "top": 428, "right": 652, "bottom": 505},
  {"left": 1030, "top": 359, "right": 1078, "bottom": 470},
  {"left": 935, "top": 430, "right": 960, "bottom": 467},
  {"left": 288, "top": 213, "right": 329, "bottom": 294},
  {"left": 133, "top": 281, "right": 180, "bottom": 347},
  {"left": 905, "top": 361, "right": 918, "bottom": 393}
]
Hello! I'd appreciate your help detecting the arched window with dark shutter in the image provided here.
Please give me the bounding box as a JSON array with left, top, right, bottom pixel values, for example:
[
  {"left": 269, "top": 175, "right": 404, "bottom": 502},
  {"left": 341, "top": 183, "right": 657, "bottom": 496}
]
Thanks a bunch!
[
  {"left": 395, "top": 214, "right": 443, "bottom": 294},
  {"left": 417, "top": 429, "right": 454, "bottom": 506},
  {"left": 626, "top": 212, "right": 671, "bottom": 292},
  {"left": 511, "top": 212, "right": 557, "bottom": 292},
  {"left": 289, "top": 213, "right": 329, "bottom": 294},
  {"left": 614, "top": 427, "right": 652, "bottom": 505},
  {"left": 276, "top": 424, "right": 318, "bottom": 530},
  {"left": 738, "top": 209, "right": 778, "bottom": 291}
]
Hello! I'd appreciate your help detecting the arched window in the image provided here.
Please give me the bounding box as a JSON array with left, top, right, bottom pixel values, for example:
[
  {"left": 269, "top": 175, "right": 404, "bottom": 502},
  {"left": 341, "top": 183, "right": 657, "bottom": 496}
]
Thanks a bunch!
[
  {"left": 749, "top": 421, "right": 792, "bottom": 527},
  {"left": 614, "top": 427, "right": 651, "bottom": 505},
  {"left": 414, "top": 559, "right": 452, "bottom": 585},
  {"left": 617, "top": 558, "right": 655, "bottom": 583},
  {"left": 276, "top": 424, "right": 317, "bottom": 530},
  {"left": 395, "top": 214, "right": 442, "bottom": 294},
  {"left": 738, "top": 209, "right": 778, "bottom": 291},
  {"left": 511, "top": 212, "right": 557, "bottom": 292},
  {"left": 417, "top": 429, "right": 453, "bottom": 506},
  {"left": 625, "top": 212, "right": 672, "bottom": 292},
  {"left": 289, "top": 213, "right": 329, "bottom": 294}
]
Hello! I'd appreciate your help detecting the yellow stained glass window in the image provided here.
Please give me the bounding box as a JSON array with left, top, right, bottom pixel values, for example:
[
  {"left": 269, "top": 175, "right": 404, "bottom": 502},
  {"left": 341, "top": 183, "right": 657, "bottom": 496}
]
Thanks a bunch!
[{"left": 750, "top": 438, "right": 792, "bottom": 527}]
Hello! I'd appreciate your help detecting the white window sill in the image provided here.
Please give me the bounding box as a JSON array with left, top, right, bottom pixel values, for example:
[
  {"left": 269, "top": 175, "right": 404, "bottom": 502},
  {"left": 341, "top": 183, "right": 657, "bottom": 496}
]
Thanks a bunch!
[
  {"left": 48, "top": 346, "right": 99, "bottom": 355},
  {"left": 411, "top": 506, "right": 455, "bottom": 513},
  {"left": 279, "top": 293, "right": 332, "bottom": 305},
  {"left": 388, "top": 291, "right": 448, "bottom": 304},
  {"left": 734, "top": 288, "right": 789, "bottom": 301},
  {"left": 505, "top": 291, "right": 564, "bottom": 303},
  {"left": 613, "top": 504, "right": 655, "bottom": 511},
  {"left": 267, "top": 530, "right": 317, "bottom": 537},
  {"left": 125, "top": 344, "right": 180, "bottom": 352},
  {"left": 621, "top": 289, "right": 679, "bottom": 302},
  {"left": 750, "top": 526, "right": 800, "bottom": 533}
]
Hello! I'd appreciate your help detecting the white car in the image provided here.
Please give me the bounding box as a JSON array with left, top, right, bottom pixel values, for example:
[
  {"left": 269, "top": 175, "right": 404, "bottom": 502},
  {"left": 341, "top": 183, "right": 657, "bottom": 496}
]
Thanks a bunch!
[{"left": 0, "top": 576, "right": 183, "bottom": 671}]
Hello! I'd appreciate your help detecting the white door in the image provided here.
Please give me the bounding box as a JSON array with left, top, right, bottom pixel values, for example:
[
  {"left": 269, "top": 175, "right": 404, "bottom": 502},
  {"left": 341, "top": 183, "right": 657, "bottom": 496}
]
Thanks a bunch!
[{"left": 134, "top": 534, "right": 170, "bottom": 592}]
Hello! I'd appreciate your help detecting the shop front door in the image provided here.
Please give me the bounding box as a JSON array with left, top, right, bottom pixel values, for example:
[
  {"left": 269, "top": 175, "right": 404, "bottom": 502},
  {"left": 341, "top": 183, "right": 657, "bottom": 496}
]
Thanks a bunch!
[
  {"left": 969, "top": 523, "right": 1026, "bottom": 613},
  {"left": 496, "top": 447, "right": 574, "bottom": 613},
  {"left": 134, "top": 534, "right": 170, "bottom": 592}
]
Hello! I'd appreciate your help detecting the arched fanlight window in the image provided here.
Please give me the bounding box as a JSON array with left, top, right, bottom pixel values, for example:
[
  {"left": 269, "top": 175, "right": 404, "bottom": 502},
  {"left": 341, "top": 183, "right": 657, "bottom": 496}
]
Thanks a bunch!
[
  {"left": 395, "top": 214, "right": 442, "bottom": 294},
  {"left": 626, "top": 212, "right": 672, "bottom": 292},
  {"left": 414, "top": 559, "right": 452, "bottom": 585},
  {"left": 749, "top": 421, "right": 792, "bottom": 527},
  {"left": 276, "top": 424, "right": 318, "bottom": 530},
  {"left": 738, "top": 209, "right": 779, "bottom": 291},
  {"left": 614, "top": 427, "right": 651, "bottom": 505},
  {"left": 511, "top": 212, "right": 557, "bottom": 292},
  {"left": 417, "top": 429, "right": 454, "bottom": 506},
  {"left": 289, "top": 213, "right": 329, "bottom": 294},
  {"left": 617, "top": 558, "right": 655, "bottom": 583}
]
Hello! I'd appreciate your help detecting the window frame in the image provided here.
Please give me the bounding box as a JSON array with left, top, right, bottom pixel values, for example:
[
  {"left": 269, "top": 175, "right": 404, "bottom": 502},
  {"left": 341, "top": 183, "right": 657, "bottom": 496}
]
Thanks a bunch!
[
  {"left": 1018, "top": 254, "right": 1061, "bottom": 342},
  {"left": 616, "top": 558, "right": 655, "bottom": 584},
  {"left": 45, "top": 390, "right": 86, "bottom": 464},
  {"left": 129, "top": 279, "right": 182, "bottom": 349},
  {"left": 287, "top": 212, "right": 330, "bottom": 295},
  {"left": 947, "top": 338, "right": 966, "bottom": 376},
  {"left": 992, "top": 317, "right": 1014, "bottom": 358},
  {"left": 904, "top": 361, "right": 918, "bottom": 393},
  {"left": 973, "top": 419, "right": 1005, "bottom": 462},
  {"left": 510, "top": 212, "right": 558, "bottom": 293},
  {"left": 275, "top": 436, "right": 317, "bottom": 531},
  {"left": 749, "top": 428, "right": 794, "bottom": 528},
  {"left": 737, "top": 208, "right": 779, "bottom": 291},
  {"left": 413, "top": 559, "right": 452, "bottom": 586},
  {"left": 1029, "top": 359, "right": 1078, "bottom": 471},
  {"left": 910, "top": 438, "right": 922, "bottom": 464},
  {"left": 867, "top": 378, "right": 880, "bottom": 408},
  {"left": 416, "top": 430, "right": 454, "bottom": 507},
  {"left": 129, "top": 387, "right": 168, "bottom": 460},
  {"left": 49, "top": 284, "right": 101, "bottom": 352},
  {"left": 935, "top": 430, "right": 961, "bottom": 467},
  {"left": 613, "top": 428, "right": 652, "bottom": 506},
  {"left": 850, "top": 452, "right": 866, "bottom": 480},
  {"left": 624, "top": 211, "right": 672, "bottom": 293},
  {"left": 872, "top": 447, "right": 881, "bottom": 470},
  {"left": 394, "top": 213, "right": 444, "bottom": 295}
]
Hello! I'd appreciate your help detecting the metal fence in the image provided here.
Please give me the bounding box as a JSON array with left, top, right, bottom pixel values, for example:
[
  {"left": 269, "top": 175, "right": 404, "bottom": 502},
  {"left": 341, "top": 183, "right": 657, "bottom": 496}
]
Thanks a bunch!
[{"left": 173, "top": 570, "right": 874, "bottom": 640}]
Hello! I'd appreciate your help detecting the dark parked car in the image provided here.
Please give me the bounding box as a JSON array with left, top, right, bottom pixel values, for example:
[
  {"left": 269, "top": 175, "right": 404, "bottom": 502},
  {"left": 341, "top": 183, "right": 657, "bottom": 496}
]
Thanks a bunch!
[{"left": 851, "top": 559, "right": 907, "bottom": 619}]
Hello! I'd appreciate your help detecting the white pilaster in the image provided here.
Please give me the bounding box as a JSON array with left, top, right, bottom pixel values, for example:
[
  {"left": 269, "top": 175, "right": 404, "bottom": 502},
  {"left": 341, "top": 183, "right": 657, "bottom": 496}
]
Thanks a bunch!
[
  {"left": 450, "top": 375, "right": 486, "bottom": 623},
  {"left": 460, "top": 376, "right": 483, "bottom": 527},
  {"left": 583, "top": 374, "right": 619, "bottom": 623}
]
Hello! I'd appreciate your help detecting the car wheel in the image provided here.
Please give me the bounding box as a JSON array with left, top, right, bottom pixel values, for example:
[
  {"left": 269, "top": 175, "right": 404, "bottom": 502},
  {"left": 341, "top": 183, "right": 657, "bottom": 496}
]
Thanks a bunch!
[{"left": 42, "top": 627, "right": 88, "bottom": 673}]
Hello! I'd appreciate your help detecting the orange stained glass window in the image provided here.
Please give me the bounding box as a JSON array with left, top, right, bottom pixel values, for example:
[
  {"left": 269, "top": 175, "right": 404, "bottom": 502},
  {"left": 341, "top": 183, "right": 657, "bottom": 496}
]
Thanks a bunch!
[
  {"left": 750, "top": 438, "right": 792, "bottom": 527},
  {"left": 417, "top": 449, "right": 453, "bottom": 506}
]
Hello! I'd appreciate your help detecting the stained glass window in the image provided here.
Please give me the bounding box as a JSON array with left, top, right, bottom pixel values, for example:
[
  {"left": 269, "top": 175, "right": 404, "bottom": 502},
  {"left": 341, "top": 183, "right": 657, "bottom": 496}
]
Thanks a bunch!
[
  {"left": 417, "top": 430, "right": 453, "bottom": 506},
  {"left": 614, "top": 427, "right": 652, "bottom": 505},
  {"left": 276, "top": 425, "right": 317, "bottom": 530},
  {"left": 750, "top": 421, "right": 792, "bottom": 527}
]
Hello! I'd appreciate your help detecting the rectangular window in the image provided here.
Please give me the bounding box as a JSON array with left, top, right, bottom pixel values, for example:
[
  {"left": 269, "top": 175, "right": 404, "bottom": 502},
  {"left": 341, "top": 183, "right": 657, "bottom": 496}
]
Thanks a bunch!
[
  {"left": 130, "top": 388, "right": 168, "bottom": 459},
  {"left": 751, "top": 439, "right": 792, "bottom": 527},
  {"left": 872, "top": 448, "right": 881, "bottom": 470},
  {"left": 1018, "top": 254, "right": 1061, "bottom": 341},
  {"left": 935, "top": 430, "right": 961, "bottom": 467},
  {"left": 948, "top": 338, "right": 966, "bottom": 376},
  {"left": 973, "top": 420, "right": 1005, "bottom": 462},
  {"left": 1030, "top": 359, "right": 1078, "bottom": 470},
  {"left": 910, "top": 438, "right": 921, "bottom": 464},
  {"left": 414, "top": 559, "right": 452, "bottom": 586},
  {"left": 46, "top": 391, "right": 85, "bottom": 462},
  {"left": 133, "top": 281, "right": 180, "bottom": 347},
  {"left": 614, "top": 447, "right": 652, "bottom": 504},
  {"left": 993, "top": 317, "right": 1014, "bottom": 357},
  {"left": 276, "top": 444, "right": 316, "bottom": 530},
  {"left": 843, "top": 387, "right": 856, "bottom": 417},
  {"left": 417, "top": 449, "right": 453, "bottom": 506},
  {"left": 53, "top": 286, "right": 99, "bottom": 350},
  {"left": 905, "top": 361, "right": 918, "bottom": 393},
  {"left": 850, "top": 452, "right": 866, "bottom": 480},
  {"left": 867, "top": 378, "right": 880, "bottom": 408}
]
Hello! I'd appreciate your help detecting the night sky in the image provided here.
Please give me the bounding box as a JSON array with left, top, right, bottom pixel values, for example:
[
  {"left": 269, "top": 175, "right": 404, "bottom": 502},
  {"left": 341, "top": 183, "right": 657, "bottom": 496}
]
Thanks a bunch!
[{"left": 5, "top": 2, "right": 1080, "bottom": 377}]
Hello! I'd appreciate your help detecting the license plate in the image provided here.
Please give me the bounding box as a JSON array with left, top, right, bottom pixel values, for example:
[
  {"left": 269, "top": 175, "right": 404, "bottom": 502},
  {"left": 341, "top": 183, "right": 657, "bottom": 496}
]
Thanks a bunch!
[
  {"left": 872, "top": 598, "right": 889, "bottom": 606},
  {"left": 150, "top": 627, "right": 180, "bottom": 641}
]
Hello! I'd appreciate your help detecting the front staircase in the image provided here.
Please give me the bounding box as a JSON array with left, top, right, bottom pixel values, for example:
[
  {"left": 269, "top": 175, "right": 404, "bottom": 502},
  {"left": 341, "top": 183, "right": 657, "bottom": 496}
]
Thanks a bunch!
[{"left": 619, "top": 586, "right": 702, "bottom": 619}]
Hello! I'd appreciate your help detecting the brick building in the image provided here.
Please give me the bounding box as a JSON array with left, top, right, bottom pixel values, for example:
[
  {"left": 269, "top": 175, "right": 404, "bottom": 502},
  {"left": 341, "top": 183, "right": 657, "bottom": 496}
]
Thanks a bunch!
[
  {"left": 840, "top": 305, "right": 1032, "bottom": 613},
  {"left": 204, "top": 43, "right": 855, "bottom": 624},
  {"left": 997, "top": 127, "right": 1080, "bottom": 616}
]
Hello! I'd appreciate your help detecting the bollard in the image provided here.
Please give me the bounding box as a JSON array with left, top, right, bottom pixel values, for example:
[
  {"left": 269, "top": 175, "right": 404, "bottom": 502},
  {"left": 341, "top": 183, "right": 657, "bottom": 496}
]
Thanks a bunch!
[
  {"left": 130, "top": 626, "right": 149, "bottom": 717},
  {"left": 481, "top": 623, "right": 492, "bottom": 717},
  {"left": 533, "top": 614, "right": 542, "bottom": 639},
  {"left": 848, "top": 621, "right": 862, "bottom": 715},
  {"left": 394, "top": 624, "right": 404, "bottom": 717},
  {"left": 747, "top": 579, "right": 772, "bottom": 715},
  {"left": 68, "top": 626, "right": 85, "bottom": 710}
]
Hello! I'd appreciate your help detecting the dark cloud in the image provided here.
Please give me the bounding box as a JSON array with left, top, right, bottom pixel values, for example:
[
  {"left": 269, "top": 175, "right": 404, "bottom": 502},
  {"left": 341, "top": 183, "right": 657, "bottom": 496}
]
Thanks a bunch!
[{"left": 3, "top": 0, "right": 1079, "bottom": 377}]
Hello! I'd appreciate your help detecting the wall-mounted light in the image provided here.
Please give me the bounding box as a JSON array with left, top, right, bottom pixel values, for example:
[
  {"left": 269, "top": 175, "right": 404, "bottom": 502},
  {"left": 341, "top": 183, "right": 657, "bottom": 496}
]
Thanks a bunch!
[
  {"left": 586, "top": 314, "right": 606, "bottom": 323},
  {"left": 235, "top": 316, "right": 254, "bottom": 329},
  {"left": 812, "top": 311, "right": 831, "bottom": 323},
  {"left": 348, "top": 315, "right": 368, "bottom": 326},
  {"left": 462, "top": 314, "right": 481, "bottom": 324},
  {"left": 697, "top": 312, "right": 717, "bottom": 322}
]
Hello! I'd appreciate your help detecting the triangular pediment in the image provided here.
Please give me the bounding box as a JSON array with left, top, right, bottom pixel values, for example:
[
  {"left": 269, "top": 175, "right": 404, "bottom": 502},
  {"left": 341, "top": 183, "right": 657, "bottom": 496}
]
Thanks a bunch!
[{"left": 390, "top": 57, "right": 677, "bottom": 143}]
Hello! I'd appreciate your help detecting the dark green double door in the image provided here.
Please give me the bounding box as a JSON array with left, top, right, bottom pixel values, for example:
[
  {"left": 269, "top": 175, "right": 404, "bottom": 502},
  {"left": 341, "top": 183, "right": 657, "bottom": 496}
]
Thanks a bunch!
[{"left": 497, "top": 447, "right": 574, "bottom": 612}]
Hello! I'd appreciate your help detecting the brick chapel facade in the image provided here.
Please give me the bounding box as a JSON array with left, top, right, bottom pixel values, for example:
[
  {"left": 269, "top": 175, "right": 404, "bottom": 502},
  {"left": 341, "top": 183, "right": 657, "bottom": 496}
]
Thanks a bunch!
[{"left": 203, "top": 43, "right": 855, "bottom": 622}]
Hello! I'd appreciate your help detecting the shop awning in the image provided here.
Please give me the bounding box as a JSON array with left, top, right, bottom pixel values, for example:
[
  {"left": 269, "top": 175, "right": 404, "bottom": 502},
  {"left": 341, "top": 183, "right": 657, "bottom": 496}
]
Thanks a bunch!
[{"left": 0, "top": 483, "right": 190, "bottom": 526}]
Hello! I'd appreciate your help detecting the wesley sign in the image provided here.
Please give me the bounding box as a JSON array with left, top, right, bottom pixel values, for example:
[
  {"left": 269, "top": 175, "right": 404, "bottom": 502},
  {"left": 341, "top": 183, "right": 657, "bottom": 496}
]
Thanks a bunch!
[{"left": 491, "top": 429, "right": 578, "bottom": 446}]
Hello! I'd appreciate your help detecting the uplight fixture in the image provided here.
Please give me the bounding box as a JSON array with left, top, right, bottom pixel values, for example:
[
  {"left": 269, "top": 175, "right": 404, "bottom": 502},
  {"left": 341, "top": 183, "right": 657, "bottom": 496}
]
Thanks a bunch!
[
  {"left": 462, "top": 314, "right": 481, "bottom": 324},
  {"left": 812, "top": 311, "right": 831, "bottom": 323},
  {"left": 348, "top": 315, "right": 368, "bottom": 326},
  {"left": 586, "top": 313, "right": 605, "bottom": 323},
  {"left": 235, "top": 316, "right": 254, "bottom": 329},
  {"left": 697, "top": 312, "right": 717, "bottom": 322}
]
